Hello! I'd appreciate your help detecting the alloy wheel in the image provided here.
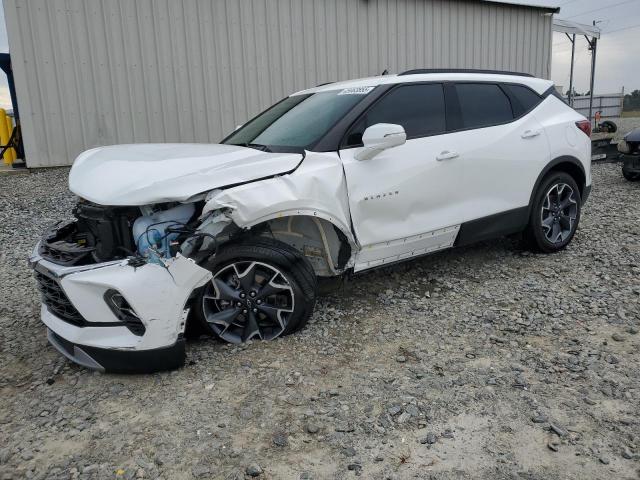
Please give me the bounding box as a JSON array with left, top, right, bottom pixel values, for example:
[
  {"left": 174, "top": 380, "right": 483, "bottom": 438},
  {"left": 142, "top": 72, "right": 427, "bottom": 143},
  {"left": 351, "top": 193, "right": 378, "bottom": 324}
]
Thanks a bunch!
[
  {"left": 540, "top": 183, "right": 578, "bottom": 244},
  {"left": 202, "top": 261, "right": 295, "bottom": 343}
]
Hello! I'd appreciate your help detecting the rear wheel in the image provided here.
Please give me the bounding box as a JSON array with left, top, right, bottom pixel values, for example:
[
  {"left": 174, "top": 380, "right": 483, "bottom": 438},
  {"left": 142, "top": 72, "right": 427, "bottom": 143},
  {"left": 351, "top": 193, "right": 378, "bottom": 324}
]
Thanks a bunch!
[
  {"left": 194, "top": 238, "right": 317, "bottom": 343},
  {"left": 524, "top": 172, "right": 581, "bottom": 253}
]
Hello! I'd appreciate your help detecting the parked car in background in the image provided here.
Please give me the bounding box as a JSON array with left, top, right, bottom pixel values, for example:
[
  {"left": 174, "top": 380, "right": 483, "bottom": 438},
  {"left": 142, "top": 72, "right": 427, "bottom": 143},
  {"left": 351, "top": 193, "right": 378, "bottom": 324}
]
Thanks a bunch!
[
  {"left": 29, "top": 70, "right": 592, "bottom": 373},
  {"left": 618, "top": 127, "right": 640, "bottom": 181}
]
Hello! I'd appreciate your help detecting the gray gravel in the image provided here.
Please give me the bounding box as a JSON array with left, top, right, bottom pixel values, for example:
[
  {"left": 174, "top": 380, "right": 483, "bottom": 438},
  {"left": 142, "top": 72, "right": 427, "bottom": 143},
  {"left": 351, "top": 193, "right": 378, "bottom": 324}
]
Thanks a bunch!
[
  {"left": 610, "top": 116, "right": 640, "bottom": 142},
  {"left": 0, "top": 163, "right": 639, "bottom": 480}
]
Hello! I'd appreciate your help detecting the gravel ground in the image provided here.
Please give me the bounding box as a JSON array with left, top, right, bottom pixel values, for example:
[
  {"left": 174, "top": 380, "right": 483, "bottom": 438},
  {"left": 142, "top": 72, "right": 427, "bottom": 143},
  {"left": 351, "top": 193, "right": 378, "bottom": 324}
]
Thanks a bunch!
[
  {"left": 611, "top": 117, "right": 640, "bottom": 141},
  {"left": 0, "top": 163, "right": 638, "bottom": 480}
]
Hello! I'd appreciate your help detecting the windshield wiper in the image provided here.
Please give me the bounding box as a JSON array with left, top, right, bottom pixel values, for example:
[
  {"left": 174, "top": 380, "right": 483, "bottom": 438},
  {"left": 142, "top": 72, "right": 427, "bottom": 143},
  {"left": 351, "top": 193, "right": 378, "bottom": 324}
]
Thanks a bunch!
[{"left": 231, "top": 142, "right": 272, "bottom": 152}]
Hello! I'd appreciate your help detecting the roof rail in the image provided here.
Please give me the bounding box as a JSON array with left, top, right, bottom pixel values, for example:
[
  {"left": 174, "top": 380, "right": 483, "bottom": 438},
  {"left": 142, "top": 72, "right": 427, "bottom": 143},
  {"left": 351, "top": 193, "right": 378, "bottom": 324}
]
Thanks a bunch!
[{"left": 398, "top": 69, "right": 534, "bottom": 77}]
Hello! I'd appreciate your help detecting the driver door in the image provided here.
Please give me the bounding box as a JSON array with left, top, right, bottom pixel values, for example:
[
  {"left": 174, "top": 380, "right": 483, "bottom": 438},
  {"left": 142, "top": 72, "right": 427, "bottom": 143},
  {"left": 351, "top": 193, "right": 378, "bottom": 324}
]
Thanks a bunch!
[{"left": 339, "top": 83, "right": 466, "bottom": 271}]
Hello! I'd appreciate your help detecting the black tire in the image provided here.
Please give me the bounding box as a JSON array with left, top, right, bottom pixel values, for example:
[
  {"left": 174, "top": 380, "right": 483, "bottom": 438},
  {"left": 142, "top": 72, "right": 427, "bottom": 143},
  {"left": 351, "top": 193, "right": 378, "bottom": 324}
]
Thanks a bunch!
[
  {"left": 524, "top": 171, "right": 581, "bottom": 253},
  {"left": 600, "top": 120, "right": 617, "bottom": 133},
  {"left": 193, "top": 237, "right": 317, "bottom": 343},
  {"left": 622, "top": 167, "right": 640, "bottom": 181}
]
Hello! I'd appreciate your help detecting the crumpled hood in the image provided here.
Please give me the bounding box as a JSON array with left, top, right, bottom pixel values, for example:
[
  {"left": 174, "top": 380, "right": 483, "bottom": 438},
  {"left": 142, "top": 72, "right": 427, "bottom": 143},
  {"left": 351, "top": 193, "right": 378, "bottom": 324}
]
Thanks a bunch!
[{"left": 68, "top": 143, "right": 303, "bottom": 205}]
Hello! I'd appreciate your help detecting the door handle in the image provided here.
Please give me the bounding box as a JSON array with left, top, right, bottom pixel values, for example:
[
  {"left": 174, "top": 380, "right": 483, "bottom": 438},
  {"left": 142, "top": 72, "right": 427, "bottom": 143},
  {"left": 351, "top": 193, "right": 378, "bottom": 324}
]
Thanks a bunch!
[
  {"left": 521, "top": 129, "right": 541, "bottom": 139},
  {"left": 436, "top": 150, "right": 459, "bottom": 161}
]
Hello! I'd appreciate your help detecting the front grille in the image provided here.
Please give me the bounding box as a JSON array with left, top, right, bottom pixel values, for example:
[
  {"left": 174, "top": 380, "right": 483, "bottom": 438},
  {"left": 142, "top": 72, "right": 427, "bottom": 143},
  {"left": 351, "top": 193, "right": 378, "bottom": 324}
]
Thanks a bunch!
[{"left": 34, "top": 270, "right": 86, "bottom": 327}]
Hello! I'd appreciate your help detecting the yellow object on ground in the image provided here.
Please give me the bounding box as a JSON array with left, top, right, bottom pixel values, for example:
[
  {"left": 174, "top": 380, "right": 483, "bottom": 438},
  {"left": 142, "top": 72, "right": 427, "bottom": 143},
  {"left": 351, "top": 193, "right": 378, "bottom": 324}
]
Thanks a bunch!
[
  {"left": 5, "top": 115, "right": 15, "bottom": 163},
  {"left": 0, "top": 109, "right": 12, "bottom": 165}
]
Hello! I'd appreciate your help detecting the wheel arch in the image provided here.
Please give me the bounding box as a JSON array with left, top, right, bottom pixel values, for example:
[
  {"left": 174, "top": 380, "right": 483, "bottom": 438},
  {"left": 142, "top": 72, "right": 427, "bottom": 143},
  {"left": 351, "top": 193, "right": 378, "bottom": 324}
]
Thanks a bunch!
[
  {"left": 528, "top": 156, "right": 586, "bottom": 215},
  {"left": 246, "top": 213, "right": 355, "bottom": 277}
]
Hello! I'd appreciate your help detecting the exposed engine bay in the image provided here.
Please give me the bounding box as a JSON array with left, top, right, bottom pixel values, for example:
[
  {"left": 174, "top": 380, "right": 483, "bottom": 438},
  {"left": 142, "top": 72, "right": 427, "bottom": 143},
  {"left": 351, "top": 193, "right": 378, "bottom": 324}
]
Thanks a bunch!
[
  {"left": 39, "top": 200, "right": 235, "bottom": 267},
  {"left": 39, "top": 195, "right": 351, "bottom": 277},
  {"left": 40, "top": 202, "right": 139, "bottom": 265}
]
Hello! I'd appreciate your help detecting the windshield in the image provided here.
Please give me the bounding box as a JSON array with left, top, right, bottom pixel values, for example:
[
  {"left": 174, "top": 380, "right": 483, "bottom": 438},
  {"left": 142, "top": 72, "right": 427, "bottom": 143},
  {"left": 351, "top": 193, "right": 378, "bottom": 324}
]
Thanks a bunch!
[{"left": 223, "top": 89, "right": 370, "bottom": 151}]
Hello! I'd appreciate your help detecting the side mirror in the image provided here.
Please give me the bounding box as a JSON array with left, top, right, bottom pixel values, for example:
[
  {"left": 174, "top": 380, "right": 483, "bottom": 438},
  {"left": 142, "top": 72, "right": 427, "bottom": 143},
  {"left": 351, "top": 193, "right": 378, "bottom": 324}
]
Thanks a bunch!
[{"left": 355, "top": 123, "right": 406, "bottom": 161}]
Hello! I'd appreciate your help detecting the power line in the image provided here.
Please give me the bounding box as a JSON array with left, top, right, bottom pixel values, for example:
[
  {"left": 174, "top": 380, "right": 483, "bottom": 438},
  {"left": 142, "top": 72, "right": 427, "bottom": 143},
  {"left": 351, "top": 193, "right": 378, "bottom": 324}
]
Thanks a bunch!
[
  {"left": 557, "top": 0, "right": 581, "bottom": 6},
  {"left": 565, "top": 0, "right": 637, "bottom": 19},
  {"left": 591, "top": 11, "right": 640, "bottom": 24},
  {"left": 602, "top": 23, "right": 640, "bottom": 33}
]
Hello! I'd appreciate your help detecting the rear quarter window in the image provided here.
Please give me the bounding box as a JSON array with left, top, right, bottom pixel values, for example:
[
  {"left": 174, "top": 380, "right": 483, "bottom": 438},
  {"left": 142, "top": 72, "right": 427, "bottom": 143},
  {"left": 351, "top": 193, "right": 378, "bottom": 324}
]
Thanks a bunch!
[
  {"left": 502, "top": 84, "right": 543, "bottom": 116},
  {"left": 548, "top": 88, "right": 569, "bottom": 105},
  {"left": 454, "top": 83, "right": 513, "bottom": 129}
]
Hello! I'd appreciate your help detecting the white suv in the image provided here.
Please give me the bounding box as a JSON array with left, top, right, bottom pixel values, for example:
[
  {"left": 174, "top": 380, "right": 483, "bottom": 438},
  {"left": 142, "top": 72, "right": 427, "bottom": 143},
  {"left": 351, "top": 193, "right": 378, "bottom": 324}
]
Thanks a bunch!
[{"left": 30, "top": 70, "right": 592, "bottom": 373}]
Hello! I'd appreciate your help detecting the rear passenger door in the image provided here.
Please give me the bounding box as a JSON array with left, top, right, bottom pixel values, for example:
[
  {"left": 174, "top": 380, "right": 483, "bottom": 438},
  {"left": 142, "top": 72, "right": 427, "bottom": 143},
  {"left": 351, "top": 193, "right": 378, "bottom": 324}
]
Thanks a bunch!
[{"left": 445, "top": 83, "right": 550, "bottom": 228}]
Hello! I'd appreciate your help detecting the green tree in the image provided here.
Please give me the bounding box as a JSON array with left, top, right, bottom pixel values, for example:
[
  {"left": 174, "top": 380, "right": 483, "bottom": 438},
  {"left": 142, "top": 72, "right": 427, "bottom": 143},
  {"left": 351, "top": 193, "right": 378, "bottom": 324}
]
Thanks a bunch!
[{"left": 624, "top": 90, "right": 640, "bottom": 111}]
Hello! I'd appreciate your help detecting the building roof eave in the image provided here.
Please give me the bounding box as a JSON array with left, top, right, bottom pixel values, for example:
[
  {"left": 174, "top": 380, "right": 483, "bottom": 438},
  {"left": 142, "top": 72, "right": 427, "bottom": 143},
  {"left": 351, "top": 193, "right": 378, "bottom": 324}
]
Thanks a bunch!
[
  {"left": 553, "top": 18, "right": 601, "bottom": 39},
  {"left": 481, "top": 0, "right": 560, "bottom": 13}
]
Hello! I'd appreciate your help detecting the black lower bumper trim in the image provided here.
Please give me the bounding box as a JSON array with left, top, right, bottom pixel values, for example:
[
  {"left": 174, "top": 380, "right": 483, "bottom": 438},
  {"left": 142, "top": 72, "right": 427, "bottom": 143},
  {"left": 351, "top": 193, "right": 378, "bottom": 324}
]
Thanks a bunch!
[{"left": 47, "top": 329, "right": 185, "bottom": 374}]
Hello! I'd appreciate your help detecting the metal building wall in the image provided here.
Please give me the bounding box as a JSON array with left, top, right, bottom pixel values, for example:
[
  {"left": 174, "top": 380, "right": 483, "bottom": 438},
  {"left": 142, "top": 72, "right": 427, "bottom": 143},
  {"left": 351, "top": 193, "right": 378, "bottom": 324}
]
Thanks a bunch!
[{"left": 4, "top": 0, "right": 553, "bottom": 168}]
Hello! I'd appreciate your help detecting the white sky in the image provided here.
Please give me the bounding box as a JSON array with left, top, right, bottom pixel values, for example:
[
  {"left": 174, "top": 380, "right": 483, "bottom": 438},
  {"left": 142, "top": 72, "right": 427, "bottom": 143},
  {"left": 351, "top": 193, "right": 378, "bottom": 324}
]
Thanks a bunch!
[
  {"left": 0, "top": 0, "right": 637, "bottom": 108},
  {"left": 539, "top": 0, "right": 640, "bottom": 94}
]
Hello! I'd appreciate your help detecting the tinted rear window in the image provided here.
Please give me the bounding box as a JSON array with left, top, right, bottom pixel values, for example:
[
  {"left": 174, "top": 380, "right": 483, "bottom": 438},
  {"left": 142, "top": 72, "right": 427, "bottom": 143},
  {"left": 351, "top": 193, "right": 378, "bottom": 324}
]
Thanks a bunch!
[
  {"left": 344, "top": 84, "right": 446, "bottom": 146},
  {"left": 503, "top": 84, "right": 542, "bottom": 116},
  {"left": 455, "top": 83, "right": 513, "bottom": 129}
]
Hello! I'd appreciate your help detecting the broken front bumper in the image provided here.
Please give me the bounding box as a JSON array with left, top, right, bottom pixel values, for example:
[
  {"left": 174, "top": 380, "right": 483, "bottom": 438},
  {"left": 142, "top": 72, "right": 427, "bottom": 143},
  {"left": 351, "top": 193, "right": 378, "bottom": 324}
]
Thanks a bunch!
[{"left": 29, "top": 245, "right": 211, "bottom": 373}]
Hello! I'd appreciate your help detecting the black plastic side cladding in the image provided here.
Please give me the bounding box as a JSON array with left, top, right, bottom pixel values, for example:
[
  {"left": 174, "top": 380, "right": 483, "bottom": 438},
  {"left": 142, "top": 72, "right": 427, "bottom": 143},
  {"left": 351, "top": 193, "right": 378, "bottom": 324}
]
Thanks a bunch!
[{"left": 455, "top": 207, "right": 529, "bottom": 247}]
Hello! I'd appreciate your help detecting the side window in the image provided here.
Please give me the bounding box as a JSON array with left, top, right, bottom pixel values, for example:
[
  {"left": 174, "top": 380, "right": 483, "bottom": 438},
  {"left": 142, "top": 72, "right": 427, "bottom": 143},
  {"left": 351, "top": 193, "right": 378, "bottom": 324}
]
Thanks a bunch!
[
  {"left": 502, "top": 84, "right": 542, "bottom": 117},
  {"left": 455, "top": 83, "right": 513, "bottom": 129},
  {"left": 344, "top": 84, "right": 446, "bottom": 147}
]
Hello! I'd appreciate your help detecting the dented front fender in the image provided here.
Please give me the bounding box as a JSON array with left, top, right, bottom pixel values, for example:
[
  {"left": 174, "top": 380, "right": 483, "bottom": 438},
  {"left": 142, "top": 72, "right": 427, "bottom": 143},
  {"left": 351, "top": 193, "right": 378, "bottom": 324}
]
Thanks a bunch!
[{"left": 202, "top": 151, "right": 356, "bottom": 245}]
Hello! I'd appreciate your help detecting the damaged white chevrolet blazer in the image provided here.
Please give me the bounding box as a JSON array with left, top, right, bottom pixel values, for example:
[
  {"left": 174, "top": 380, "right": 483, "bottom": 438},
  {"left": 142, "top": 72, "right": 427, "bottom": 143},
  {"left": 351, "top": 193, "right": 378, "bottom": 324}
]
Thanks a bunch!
[{"left": 30, "top": 70, "right": 592, "bottom": 373}]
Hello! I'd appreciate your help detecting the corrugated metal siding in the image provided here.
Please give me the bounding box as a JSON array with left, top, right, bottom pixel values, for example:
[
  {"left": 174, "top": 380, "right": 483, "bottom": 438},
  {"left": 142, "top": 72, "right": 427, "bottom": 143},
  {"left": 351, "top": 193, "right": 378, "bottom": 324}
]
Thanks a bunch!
[{"left": 4, "top": 0, "right": 553, "bottom": 167}]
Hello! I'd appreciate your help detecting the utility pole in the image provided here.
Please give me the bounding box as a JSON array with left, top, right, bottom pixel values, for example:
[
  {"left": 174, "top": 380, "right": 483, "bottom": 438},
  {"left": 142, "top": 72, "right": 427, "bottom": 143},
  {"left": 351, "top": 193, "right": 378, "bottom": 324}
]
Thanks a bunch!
[
  {"left": 567, "top": 33, "right": 576, "bottom": 106},
  {"left": 587, "top": 20, "right": 600, "bottom": 125}
]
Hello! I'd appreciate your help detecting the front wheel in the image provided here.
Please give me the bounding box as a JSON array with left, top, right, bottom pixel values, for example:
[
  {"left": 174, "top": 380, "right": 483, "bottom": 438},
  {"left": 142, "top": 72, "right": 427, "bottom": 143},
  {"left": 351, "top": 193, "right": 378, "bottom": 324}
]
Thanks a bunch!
[
  {"left": 194, "top": 237, "right": 317, "bottom": 344},
  {"left": 524, "top": 172, "right": 581, "bottom": 253}
]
